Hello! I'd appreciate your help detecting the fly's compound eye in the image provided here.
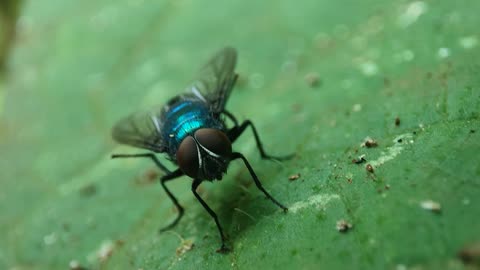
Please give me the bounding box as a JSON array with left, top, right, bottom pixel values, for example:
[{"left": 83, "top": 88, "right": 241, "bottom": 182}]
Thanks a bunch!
[
  {"left": 194, "top": 128, "right": 232, "bottom": 157},
  {"left": 176, "top": 136, "right": 199, "bottom": 178}
]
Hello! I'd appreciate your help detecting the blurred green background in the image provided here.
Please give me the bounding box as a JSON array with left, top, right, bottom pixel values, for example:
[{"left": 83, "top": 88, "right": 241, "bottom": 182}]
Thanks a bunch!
[{"left": 1, "top": 0, "right": 479, "bottom": 269}]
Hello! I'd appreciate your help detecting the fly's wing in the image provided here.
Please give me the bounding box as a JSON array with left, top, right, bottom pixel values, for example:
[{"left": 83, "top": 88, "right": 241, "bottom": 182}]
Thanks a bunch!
[
  {"left": 186, "top": 47, "right": 238, "bottom": 113},
  {"left": 111, "top": 109, "right": 165, "bottom": 153}
]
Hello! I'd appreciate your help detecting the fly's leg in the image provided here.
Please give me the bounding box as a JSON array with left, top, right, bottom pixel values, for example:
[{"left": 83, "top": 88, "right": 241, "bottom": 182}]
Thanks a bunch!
[
  {"left": 111, "top": 153, "right": 186, "bottom": 231},
  {"left": 222, "top": 110, "right": 239, "bottom": 126},
  {"left": 192, "top": 179, "right": 229, "bottom": 253},
  {"left": 226, "top": 120, "right": 294, "bottom": 161},
  {"left": 158, "top": 169, "right": 185, "bottom": 232},
  {"left": 231, "top": 152, "right": 288, "bottom": 212},
  {"left": 111, "top": 153, "right": 171, "bottom": 174}
]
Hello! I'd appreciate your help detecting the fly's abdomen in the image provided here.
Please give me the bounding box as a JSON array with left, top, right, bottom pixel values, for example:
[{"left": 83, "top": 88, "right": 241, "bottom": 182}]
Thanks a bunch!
[{"left": 162, "top": 100, "right": 222, "bottom": 157}]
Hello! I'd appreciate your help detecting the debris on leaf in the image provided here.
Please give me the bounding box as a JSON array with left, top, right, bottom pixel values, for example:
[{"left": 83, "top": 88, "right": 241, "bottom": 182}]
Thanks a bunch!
[
  {"left": 69, "top": 260, "right": 87, "bottom": 270},
  {"left": 43, "top": 232, "right": 57, "bottom": 245},
  {"left": 385, "top": 184, "right": 391, "bottom": 190},
  {"left": 458, "top": 241, "right": 480, "bottom": 265},
  {"left": 167, "top": 231, "right": 195, "bottom": 258},
  {"left": 144, "top": 169, "right": 159, "bottom": 182},
  {"left": 135, "top": 168, "right": 159, "bottom": 185},
  {"left": 420, "top": 200, "right": 441, "bottom": 213},
  {"left": 288, "top": 173, "right": 301, "bottom": 181},
  {"left": 352, "top": 104, "right": 362, "bottom": 112},
  {"left": 360, "top": 137, "right": 378, "bottom": 148},
  {"left": 96, "top": 240, "right": 115, "bottom": 263},
  {"left": 304, "top": 72, "right": 321, "bottom": 87},
  {"left": 365, "top": 140, "right": 378, "bottom": 148},
  {"left": 395, "top": 117, "right": 401, "bottom": 126},
  {"left": 352, "top": 154, "right": 366, "bottom": 164},
  {"left": 176, "top": 239, "right": 194, "bottom": 257},
  {"left": 366, "top": 164, "right": 374, "bottom": 173},
  {"left": 336, "top": 219, "right": 353, "bottom": 232}
]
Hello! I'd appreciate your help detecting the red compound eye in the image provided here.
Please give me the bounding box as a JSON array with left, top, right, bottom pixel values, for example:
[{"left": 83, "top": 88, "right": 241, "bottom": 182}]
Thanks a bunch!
[
  {"left": 194, "top": 128, "right": 232, "bottom": 157},
  {"left": 176, "top": 136, "right": 199, "bottom": 178}
]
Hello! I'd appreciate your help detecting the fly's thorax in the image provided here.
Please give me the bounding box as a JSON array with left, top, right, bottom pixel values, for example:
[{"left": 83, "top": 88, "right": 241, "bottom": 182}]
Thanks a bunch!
[
  {"left": 176, "top": 128, "right": 232, "bottom": 180},
  {"left": 161, "top": 99, "right": 224, "bottom": 157}
]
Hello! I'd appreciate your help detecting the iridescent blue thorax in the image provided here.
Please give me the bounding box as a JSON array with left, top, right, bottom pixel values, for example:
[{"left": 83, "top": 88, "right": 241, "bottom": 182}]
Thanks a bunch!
[{"left": 161, "top": 98, "right": 224, "bottom": 158}]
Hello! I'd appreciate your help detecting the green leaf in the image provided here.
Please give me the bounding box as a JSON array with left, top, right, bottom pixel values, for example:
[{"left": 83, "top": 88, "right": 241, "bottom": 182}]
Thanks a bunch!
[{"left": 1, "top": 0, "right": 479, "bottom": 269}]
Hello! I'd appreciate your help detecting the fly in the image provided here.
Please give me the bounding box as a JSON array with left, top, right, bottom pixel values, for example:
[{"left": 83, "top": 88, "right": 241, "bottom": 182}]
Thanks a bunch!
[{"left": 111, "top": 47, "right": 292, "bottom": 253}]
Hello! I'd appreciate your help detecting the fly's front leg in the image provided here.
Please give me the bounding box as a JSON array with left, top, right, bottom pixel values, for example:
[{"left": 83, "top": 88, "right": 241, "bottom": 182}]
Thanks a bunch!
[
  {"left": 158, "top": 169, "right": 185, "bottom": 232},
  {"left": 111, "top": 153, "right": 185, "bottom": 231},
  {"left": 227, "top": 120, "right": 294, "bottom": 161},
  {"left": 192, "top": 179, "right": 229, "bottom": 253},
  {"left": 231, "top": 152, "right": 288, "bottom": 212}
]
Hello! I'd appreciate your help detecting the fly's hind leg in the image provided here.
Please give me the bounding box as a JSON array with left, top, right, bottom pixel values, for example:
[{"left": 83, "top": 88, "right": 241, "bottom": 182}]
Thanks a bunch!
[{"left": 191, "top": 179, "right": 229, "bottom": 253}]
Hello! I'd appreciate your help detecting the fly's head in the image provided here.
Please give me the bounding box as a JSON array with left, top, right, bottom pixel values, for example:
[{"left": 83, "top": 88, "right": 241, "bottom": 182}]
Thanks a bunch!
[{"left": 176, "top": 128, "right": 232, "bottom": 181}]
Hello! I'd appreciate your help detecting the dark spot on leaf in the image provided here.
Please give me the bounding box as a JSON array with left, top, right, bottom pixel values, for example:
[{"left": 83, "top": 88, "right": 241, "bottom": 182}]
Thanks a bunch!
[
  {"left": 458, "top": 242, "right": 480, "bottom": 265},
  {"left": 134, "top": 169, "right": 159, "bottom": 185},
  {"left": 291, "top": 103, "right": 302, "bottom": 113},
  {"left": 304, "top": 72, "right": 321, "bottom": 88},
  {"left": 79, "top": 184, "right": 96, "bottom": 197},
  {"left": 383, "top": 77, "right": 391, "bottom": 87},
  {"left": 62, "top": 223, "right": 70, "bottom": 232},
  {"left": 316, "top": 212, "right": 326, "bottom": 221},
  {"left": 144, "top": 169, "right": 159, "bottom": 181},
  {"left": 312, "top": 185, "right": 322, "bottom": 193},
  {"left": 276, "top": 223, "right": 285, "bottom": 230},
  {"left": 235, "top": 73, "right": 247, "bottom": 87},
  {"left": 361, "top": 137, "right": 378, "bottom": 148},
  {"left": 395, "top": 117, "right": 401, "bottom": 126}
]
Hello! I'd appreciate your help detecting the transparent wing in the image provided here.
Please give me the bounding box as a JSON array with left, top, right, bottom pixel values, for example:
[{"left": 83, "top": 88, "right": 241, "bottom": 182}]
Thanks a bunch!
[
  {"left": 111, "top": 109, "right": 165, "bottom": 153},
  {"left": 186, "top": 47, "right": 238, "bottom": 113}
]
